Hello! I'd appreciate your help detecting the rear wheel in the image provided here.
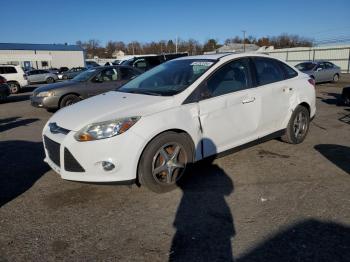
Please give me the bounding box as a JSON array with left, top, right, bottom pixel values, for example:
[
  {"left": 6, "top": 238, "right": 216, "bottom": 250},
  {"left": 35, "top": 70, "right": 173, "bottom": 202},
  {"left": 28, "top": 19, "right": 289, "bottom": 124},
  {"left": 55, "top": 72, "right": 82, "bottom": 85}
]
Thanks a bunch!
[
  {"left": 46, "top": 77, "right": 55, "bottom": 84},
  {"left": 59, "top": 94, "right": 80, "bottom": 108},
  {"left": 281, "top": 105, "right": 310, "bottom": 144},
  {"left": 62, "top": 75, "right": 68, "bottom": 80},
  {"left": 333, "top": 74, "right": 339, "bottom": 82},
  {"left": 138, "top": 132, "right": 193, "bottom": 193},
  {"left": 8, "top": 82, "right": 20, "bottom": 94}
]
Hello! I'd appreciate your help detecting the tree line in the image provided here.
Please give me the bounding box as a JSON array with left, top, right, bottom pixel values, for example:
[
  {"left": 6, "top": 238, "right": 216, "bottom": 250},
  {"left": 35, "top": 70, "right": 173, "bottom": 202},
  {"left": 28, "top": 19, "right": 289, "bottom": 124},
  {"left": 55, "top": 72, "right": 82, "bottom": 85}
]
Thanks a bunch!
[{"left": 77, "top": 34, "right": 313, "bottom": 58}]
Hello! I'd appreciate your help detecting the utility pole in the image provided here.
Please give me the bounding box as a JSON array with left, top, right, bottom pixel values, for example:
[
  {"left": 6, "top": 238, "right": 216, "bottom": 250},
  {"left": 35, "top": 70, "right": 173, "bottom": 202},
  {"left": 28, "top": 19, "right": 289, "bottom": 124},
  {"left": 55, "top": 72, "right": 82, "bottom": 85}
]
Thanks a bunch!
[
  {"left": 175, "top": 36, "right": 178, "bottom": 53},
  {"left": 242, "top": 30, "right": 246, "bottom": 52}
]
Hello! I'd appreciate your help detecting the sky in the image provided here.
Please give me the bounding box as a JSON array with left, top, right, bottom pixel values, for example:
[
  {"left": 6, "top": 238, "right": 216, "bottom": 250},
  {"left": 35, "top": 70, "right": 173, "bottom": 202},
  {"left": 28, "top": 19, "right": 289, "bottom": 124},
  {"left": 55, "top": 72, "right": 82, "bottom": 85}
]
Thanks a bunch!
[{"left": 2, "top": 0, "right": 350, "bottom": 45}]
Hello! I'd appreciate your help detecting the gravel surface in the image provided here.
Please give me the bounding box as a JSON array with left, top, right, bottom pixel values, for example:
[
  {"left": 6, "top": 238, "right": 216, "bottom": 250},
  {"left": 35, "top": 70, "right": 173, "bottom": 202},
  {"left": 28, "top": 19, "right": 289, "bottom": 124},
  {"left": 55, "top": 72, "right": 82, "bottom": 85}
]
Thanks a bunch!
[{"left": 0, "top": 77, "right": 349, "bottom": 261}]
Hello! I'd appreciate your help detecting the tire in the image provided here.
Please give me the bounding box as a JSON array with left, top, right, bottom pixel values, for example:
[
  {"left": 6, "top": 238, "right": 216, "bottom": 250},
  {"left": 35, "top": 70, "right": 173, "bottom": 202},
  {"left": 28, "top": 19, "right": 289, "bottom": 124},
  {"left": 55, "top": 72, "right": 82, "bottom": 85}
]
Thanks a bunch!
[
  {"left": 46, "top": 77, "right": 55, "bottom": 84},
  {"left": 138, "top": 132, "right": 193, "bottom": 193},
  {"left": 62, "top": 75, "right": 68, "bottom": 80},
  {"left": 59, "top": 94, "right": 80, "bottom": 108},
  {"left": 281, "top": 105, "right": 310, "bottom": 144},
  {"left": 8, "top": 82, "right": 20, "bottom": 94},
  {"left": 333, "top": 74, "right": 339, "bottom": 83}
]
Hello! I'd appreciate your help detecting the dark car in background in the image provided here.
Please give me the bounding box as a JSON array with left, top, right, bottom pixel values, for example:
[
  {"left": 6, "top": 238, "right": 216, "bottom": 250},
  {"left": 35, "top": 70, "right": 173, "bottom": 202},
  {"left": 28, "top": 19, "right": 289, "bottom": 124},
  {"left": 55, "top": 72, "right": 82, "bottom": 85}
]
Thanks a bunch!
[
  {"left": 30, "top": 66, "right": 141, "bottom": 110},
  {"left": 85, "top": 60, "right": 100, "bottom": 68},
  {"left": 58, "top": 67, "right": 87, "bottom": 80},
  {"left": 0, "top": 75, "right": 10, "bottom": 101},
  {"left": 121, "top": 53, "right": 188, "bottom": 72},
  {"left": 295, "top": 61, "right": 341, "bottom": 83}
]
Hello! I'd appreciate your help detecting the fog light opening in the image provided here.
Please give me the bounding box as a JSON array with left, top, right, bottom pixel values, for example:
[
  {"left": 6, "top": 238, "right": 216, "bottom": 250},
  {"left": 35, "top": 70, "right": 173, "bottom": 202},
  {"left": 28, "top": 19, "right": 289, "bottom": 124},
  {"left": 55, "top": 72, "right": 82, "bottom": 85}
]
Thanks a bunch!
[{"left": 102, "top": 161, "right": 115, "bottom": 171}]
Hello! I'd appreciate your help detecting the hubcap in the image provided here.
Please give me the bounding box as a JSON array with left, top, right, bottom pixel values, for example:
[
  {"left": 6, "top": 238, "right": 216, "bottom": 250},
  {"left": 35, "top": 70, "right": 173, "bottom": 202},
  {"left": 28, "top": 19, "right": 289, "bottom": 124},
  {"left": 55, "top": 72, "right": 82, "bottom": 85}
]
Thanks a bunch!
[
  {"left": 152, "top": 143, "right": 187, "bottom": 185},
  {"left": 293, "top": 111, "right": 308, "bottom": 140},
  {"left": 10, "top": 84, "right": 18, "bottom": 93}
]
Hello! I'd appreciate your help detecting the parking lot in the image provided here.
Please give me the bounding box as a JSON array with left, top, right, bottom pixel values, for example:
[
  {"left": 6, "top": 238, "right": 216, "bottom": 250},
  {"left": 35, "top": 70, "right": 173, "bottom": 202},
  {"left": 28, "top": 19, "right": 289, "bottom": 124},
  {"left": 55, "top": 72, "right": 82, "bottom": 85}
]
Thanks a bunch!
[{"left": 0, "top": 76, "right": 350, "bottom": 261}]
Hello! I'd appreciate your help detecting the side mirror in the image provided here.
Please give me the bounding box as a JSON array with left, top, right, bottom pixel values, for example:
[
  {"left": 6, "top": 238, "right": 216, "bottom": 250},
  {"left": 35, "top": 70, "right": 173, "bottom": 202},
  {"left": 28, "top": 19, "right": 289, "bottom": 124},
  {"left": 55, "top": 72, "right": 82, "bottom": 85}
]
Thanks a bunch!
[{"left": 316, "top": 67, "right": 323, "bottom": 72}]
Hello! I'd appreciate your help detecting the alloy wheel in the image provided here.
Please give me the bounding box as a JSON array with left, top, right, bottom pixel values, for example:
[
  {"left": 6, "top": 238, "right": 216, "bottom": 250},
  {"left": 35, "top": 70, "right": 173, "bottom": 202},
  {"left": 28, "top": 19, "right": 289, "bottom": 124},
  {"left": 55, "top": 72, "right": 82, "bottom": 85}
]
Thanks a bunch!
[
  {"left": 152, "top": 142, "right": 188, "bottom": 185},
  {"left": 293, "top": 111, "right": 308, "bottom": 140}
]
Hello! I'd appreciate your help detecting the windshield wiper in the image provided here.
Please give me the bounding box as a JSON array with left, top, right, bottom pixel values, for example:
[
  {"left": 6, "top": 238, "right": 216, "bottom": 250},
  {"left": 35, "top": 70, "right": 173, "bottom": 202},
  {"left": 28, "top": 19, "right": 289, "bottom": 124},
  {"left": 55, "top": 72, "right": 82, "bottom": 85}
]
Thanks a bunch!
[{"left": 121, "top": 89, "right": 163, "bottom": 96}]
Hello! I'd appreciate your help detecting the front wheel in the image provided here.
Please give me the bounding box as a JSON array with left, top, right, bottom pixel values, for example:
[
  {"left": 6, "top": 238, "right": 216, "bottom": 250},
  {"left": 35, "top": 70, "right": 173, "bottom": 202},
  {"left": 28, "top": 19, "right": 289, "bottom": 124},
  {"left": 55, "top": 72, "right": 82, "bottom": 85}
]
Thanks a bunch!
[
  {"left": 281, "top": 105, "right": 310, "bottom": 144},
  {"left": 59, "top": 94, "right": 80, "bottom": 108},
  {"left": 138, "top": 132, "right": 193, "bottom": 193}
]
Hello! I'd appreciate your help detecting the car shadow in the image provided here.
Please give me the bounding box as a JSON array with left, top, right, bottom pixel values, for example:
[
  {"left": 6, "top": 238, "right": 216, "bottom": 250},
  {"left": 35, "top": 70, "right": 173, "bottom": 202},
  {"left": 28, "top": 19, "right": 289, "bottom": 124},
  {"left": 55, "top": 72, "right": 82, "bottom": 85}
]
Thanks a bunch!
[
  {"left": 0, "top": 140, "right": 49, "bottom": 207},
  {"left": 0, "top": 117, "right": 39, "bottom": 132},
  {"left": 320, "top": 92, "right": 341, "bottom": 105},
  {"left": 1, "top": 94, "right": 31, "bottom": 103},
  {"left": 169, "top": 138, "right": 235, "bottom": 262},
  {"left": 236, "top": 219, "right": 350, "bottom": 262},
  {"left": 314, "top": 144, "right": 350, "bottom": 175}
]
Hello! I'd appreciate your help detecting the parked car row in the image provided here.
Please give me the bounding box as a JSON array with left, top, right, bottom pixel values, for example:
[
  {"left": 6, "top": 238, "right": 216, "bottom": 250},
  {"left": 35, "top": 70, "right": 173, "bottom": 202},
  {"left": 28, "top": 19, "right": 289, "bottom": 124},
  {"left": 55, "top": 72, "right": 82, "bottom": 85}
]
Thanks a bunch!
[{"left": 30, "top": 65, "right": 141, "bottom": 109}]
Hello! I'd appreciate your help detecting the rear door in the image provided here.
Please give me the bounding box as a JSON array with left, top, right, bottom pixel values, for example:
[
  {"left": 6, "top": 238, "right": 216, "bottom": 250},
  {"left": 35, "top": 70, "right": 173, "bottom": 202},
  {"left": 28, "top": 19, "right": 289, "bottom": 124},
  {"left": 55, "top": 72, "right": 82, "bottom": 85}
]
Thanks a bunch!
[
  {"left": 251, "top": 57, "right": 293, "bottom": 136},
  {"left": 314, "top": 62, "right": 327, "bottom": 82},
  {"left": 325, "top": 62, "right": 337, "bottom": 81},
  {"left": 197, "top": 58, "right": 260, "bottom": 156}
]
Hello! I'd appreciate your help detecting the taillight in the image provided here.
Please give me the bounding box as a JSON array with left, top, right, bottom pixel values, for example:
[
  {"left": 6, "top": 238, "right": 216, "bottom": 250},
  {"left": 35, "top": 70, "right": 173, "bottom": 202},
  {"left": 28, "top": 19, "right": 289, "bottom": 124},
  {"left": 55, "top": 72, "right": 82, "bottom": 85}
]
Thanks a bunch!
[{"left": 308, "top": 78, "right": 315, "bottom": 87}]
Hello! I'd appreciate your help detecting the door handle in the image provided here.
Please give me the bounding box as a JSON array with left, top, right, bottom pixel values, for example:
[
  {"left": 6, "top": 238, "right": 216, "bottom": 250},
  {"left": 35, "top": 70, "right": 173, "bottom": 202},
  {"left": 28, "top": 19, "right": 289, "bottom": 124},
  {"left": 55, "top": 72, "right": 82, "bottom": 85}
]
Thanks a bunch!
[{"left": 242, "top": 97, "right": 255, "bottom": 104}]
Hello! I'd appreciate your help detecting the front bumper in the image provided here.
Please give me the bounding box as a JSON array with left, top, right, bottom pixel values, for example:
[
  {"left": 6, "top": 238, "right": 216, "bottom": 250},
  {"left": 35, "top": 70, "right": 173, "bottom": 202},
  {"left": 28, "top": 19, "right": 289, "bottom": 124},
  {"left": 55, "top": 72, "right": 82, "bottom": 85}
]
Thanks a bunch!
[
  {"left": 42, "top": 124, "right": 145, "bottom": 183},
  {"left": 30, "top": 95, "right": 60, "bottom": 109}
]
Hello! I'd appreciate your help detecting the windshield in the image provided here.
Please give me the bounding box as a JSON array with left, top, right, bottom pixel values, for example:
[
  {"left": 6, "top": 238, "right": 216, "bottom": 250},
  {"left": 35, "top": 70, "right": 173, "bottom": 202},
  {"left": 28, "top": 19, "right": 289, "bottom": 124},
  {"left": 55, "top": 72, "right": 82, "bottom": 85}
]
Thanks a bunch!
[
  {"left": 72, "top": 68, "right": 98, "bottom": 82},
  {"left": 118, "top": 59, "right": 216, "bottom": 96},
  {"left": 295, "top": 62, "right": 316, "bottom": 71}
]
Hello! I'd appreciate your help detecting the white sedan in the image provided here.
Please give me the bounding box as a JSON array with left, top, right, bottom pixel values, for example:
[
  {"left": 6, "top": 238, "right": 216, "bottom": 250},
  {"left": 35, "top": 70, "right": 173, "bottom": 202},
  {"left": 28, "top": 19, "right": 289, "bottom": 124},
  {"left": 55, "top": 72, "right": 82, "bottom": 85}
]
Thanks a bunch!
[{"left": 42, "top": 53, "right": 316, "bottom": 193}]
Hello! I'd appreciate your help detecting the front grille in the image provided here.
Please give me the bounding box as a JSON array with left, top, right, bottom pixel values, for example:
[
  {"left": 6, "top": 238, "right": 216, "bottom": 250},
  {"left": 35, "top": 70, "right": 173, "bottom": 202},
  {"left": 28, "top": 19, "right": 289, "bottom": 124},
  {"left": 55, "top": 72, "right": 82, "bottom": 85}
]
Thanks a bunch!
[
  {"left": 64, "top": 148, "right": 85, "bottom": 172},
  {"left": 44, "top": 136, "right": 60, "bottom": 167}
]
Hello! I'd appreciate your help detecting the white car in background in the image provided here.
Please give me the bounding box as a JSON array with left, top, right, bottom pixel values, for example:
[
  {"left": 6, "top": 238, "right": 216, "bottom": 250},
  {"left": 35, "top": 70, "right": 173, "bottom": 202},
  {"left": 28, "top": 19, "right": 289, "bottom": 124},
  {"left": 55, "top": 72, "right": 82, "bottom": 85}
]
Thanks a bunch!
[
  {"left": 42, "top": 53, "right": 316, "bottom": 193},
  {"left": 0, "top": 65, "right": 28, "bottom": 93}
]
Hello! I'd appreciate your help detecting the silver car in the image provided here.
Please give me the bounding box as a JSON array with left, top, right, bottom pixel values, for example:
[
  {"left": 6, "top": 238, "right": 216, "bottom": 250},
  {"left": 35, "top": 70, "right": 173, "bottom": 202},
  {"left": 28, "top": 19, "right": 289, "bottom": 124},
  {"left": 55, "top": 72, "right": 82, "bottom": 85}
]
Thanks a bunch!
[
  {"left": 295, "top": 61, "right": 341, "bottom": 83},
  {"left": 26, "top": 69, "right": 58, "bottom": 84}
]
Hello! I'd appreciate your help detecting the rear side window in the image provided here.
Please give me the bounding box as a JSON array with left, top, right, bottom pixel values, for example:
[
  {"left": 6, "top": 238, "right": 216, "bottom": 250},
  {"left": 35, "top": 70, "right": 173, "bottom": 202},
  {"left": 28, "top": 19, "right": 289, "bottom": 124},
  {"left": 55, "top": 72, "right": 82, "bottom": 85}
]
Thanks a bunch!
[
  {"left": 325, "top": 62, "right": 334, "bottom": 69},
  {"left": 253, "top": 57, "right": 284, "bottom": 85},
  {"left": 0, "top": 66, "right": 17, "bottom": 74},
  {"left": 278, "top": 61, "right": 298, "bottom": 79}
]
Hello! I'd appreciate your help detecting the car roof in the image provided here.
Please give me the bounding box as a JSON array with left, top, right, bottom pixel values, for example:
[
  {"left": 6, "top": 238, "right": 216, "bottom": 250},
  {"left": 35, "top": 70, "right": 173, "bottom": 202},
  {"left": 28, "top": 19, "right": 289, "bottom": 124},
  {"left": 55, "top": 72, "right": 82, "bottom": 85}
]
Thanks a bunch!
[{"left": 174, "top": 52, "right": 272, "bottom": 61}]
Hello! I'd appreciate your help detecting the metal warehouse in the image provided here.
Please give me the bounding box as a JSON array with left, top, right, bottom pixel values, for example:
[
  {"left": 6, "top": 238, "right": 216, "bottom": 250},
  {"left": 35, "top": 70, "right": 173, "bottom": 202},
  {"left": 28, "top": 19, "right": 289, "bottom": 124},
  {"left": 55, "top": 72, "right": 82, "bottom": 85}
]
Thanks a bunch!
[
  {"left": 0, "top": 43, "right": 85, "bottom": 70},
  {"left": 265, "top": 45, "right": 350, "bottom": 73}
]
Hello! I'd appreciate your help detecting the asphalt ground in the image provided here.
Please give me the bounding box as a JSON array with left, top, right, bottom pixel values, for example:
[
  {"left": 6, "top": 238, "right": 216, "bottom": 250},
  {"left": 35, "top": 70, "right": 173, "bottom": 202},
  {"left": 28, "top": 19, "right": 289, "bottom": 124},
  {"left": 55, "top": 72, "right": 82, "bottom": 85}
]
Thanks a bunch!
[{"left": 0, "top": 76, "right": 349, "bottom": 261}]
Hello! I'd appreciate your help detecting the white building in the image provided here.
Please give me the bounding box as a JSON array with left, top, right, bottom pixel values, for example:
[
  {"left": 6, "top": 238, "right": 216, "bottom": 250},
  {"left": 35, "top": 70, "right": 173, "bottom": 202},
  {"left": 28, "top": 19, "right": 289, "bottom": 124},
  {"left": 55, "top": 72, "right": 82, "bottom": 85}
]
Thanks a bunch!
[{"left": 0, "top": 43, "right": 85, "bottom": 70}]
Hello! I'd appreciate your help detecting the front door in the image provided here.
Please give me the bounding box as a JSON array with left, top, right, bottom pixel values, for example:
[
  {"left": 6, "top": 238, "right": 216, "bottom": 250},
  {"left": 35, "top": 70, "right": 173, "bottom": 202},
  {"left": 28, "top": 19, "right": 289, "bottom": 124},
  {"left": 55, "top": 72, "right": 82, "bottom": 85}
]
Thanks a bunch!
[{"left": 197, "top": 58, "right": 260, "bottom": 157}]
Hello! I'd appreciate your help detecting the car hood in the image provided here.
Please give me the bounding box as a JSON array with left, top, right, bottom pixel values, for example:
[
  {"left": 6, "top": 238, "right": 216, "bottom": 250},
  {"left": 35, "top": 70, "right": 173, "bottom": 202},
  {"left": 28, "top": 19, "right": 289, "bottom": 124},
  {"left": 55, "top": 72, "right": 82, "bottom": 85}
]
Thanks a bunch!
[
  {"left": 34, "top": 80, "right": 81, "bottom": 92},
  {"left": 49, "top": 91, "right": 175, "bottom": 131}
]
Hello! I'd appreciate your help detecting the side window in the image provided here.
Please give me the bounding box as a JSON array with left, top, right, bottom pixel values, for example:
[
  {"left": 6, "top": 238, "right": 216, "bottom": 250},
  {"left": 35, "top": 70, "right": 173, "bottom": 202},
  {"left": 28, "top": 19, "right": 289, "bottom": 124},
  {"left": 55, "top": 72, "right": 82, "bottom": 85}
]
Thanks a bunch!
[
  {"left": 133, "top": 59, "right": 147, "bottom": 70},
  {"left": 98, "top": 68, "right": 118, "bottom": 82},
  {"left": 4, "top": 67, "right": 17, "bottom": 74},
  {"left": 206, "top": 58, "right": 251, "bottom": 98},
  {"left": 317, "top": 63, "right": 326, "bottom": 70},
  {"left": 278, "top": 61, "right": 298, "bottom": 79},
  {"left": 325, "top": 62, "right": 334, "bottom": 69},
  {"left": 0, "top": 67, "right": 4, "bottom": 74},
  {"left": 254, "top": 57, "right": 284, "bottom": 85},
  {"left": 119, "top": 67, "right": 137, "bottom": 80}
]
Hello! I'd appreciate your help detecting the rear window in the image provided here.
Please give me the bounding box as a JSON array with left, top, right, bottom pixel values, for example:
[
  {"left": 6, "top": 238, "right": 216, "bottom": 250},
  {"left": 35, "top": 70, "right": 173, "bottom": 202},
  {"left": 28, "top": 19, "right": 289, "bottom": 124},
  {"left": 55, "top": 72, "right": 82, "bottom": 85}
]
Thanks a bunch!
[
  {"left": 0, "top": 66, "right": 17, "bottom": 74},
  {"left": 278, "top": 61, "right": 298, "bottom": 79},
  {"left": 295, "top": 62, "right": 315, "bottom": 71}
]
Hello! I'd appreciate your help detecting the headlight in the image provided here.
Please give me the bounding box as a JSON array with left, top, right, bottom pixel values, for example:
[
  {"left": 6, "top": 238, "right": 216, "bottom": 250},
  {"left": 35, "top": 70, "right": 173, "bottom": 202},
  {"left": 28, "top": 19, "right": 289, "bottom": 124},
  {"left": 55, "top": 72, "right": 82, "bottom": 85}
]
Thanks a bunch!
[
  {"left": 37, "top": 91, "right": 55, "bottom": 97},
  {"left": 74, "top": 117, "right": 141, "bottom": 142}
]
